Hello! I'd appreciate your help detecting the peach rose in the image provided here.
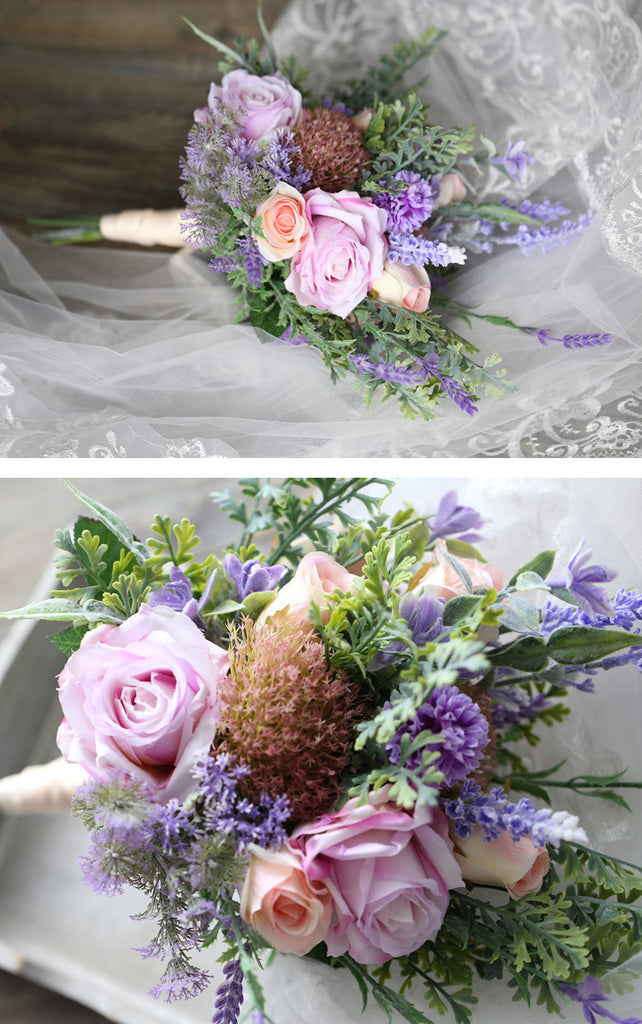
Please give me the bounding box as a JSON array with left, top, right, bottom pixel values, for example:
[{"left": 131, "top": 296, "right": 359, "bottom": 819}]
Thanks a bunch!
[
  {"left": 370, "top": 260, "right": 431, "bottom": 313},
  {"left": 257, "top": 551, "right": 356, "bottom": 628},
  {"left": 453, "top": 826, "right": 550, "bottom": 899},
  {"left": 240, "top": 844, "right": 332, "bottom": 954},
  {"left": 412, "top": 540, "right": 504, "bottom": 601},
  {"left": 436, "top": 173, "right": 467, "bottom": 207},
  {"left": 253, "top": 182, "right": 310, "bottom": 262}
]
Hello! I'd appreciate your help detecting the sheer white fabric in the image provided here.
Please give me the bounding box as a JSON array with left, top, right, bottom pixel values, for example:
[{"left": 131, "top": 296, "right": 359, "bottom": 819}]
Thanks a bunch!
[{"left": 1, "top": 0, "right": 641, "bottom": 458}]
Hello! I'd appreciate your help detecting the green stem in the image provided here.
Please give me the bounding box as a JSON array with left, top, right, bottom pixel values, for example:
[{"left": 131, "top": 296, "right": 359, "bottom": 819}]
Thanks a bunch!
[{"left": 266, "top": 479, "right": 379, "bottom": 565}]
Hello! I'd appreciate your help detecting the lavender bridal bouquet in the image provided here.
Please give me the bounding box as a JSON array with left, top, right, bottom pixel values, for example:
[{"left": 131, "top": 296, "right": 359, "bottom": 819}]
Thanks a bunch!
[
  {"left": 1, "top": 478, "right": 642, "bottom": 1024},
  {"left": 33, "top": 8, "right": 613, "bottom": 423}
]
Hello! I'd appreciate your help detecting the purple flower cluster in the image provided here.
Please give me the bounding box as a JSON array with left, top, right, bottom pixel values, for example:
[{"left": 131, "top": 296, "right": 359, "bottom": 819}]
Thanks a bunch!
[
  {"left": 212, "top": 957, "right": 245, "bottom": 1024},
  {"left": 528, "top": 328, "right": 615, "bottom": 349},
  {"left": 387, "top": 685, "right": 489, "bottom": 787},
  {"left": 490, "top": 685, "right": 553, "bottom": 730},
  {"left": 430, "top": 490, "right": 485, "bottom": 543},
  {"left": 236, "top": 236, "right": 267, "bottom": 288},
  {"left": 261, "top": 129, "right": 312, "bottom": 193},
  {"left": 191, "top": 753, "right": 290, "bottom": 853},
  {"left": 387, "top": 232, "right": 467, "bottom": 268},
  {"left": 558, "top": 975, "right": 642, "bottom": 1024},
  {"left": 443, "top": 779, "right": 587, "bottom": 847},
  {"left": 512, "top": 211, "right": 595, "bottom": 254},
  {"left": 348, "top": 353, "right": 478, "bottom": 416},
  {"left": 373, "top": 171, "right": 439, "bottom": 233},
  {"left": 224, "top": 554, "right": 287, "bottom": 602},
  {"left": 502, "top": 198, "right": 570, "bottom": 224}
]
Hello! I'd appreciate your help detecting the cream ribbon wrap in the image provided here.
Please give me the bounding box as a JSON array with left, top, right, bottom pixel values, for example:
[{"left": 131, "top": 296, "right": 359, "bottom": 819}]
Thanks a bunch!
[
  {"left": 0, "top": 758, "right": 87, "bottom": 814},
  {"left": 99, "top": 208, "right": 188, "bottom": 248}
]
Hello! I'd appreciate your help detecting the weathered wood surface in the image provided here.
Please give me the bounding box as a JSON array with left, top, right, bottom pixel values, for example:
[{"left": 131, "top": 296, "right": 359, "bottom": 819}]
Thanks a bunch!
[{"left": 0, "top": 0, "right": 290, "bottom": 233}]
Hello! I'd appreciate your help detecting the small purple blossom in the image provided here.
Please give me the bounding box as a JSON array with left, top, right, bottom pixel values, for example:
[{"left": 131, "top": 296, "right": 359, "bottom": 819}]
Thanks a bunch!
[
  {"left": 373, "top": 171, "right": 439, "bottom": 233},
  {"left": 387, "top": 685, "right": 489, "bottom": 787},
  {"left": 558, "top": 975, "right": 642, "bottom": 1024},
  {"left": 147, "top": 565, "right": 216, "bottom": 629},
  {"left": 443, "top": 779, "right": 587, "bottom": 847},
  {"left": 321, "top": 96, "right": 354, "bottom": 116},
  {"left": 224, "top": 553, "right": 287, "bottom": 602},
  {"left": 493, "top": 139, "right": 534, "bottom": 185},
  {"left": 387, "top": 232, "right": 467, "bottom": 268},
  {"left": 430, "top": 490, "right": 485, "bottom": 544},
  {"left": 279, "top": 326, "right": 310, "bottom": 345},
  {"left": 547, "top": 539, "right": 617, "bottom": 618},
  {"left": 370, "top": 589, "right": 444, "bottom": 669}
]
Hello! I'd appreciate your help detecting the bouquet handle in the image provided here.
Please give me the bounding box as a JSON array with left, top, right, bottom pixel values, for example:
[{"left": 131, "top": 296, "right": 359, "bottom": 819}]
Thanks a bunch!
[{"left": 0, "top": 758, "right": 86, "bottom": 815}]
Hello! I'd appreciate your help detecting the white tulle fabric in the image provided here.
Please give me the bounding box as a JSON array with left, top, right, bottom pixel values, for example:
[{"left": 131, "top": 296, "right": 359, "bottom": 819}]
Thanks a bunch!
[{"left": 1, "top": 0, "right": 641, "bottom": 457}]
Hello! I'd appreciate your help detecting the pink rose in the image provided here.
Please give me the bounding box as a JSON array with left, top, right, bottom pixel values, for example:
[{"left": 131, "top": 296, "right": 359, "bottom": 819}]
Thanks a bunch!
[
  {"left": 370, "top": 260, "right": 431, "bottom": 313},
  {"left": 56, "top": 604, "right": 229, "bottom": 801},
  {"left": 436, "top": 173, "right": 467, "bottom": 207},
  {"left": 413, "top": 540, "right": 504, "bottom": 601},
  {"left": 290, "top": 789, "right": 463, "bottom": 964},
  {"left": 257, "top": 551, "right": 356, "bottom": 629},
  {"left": 285, "top": 189, "right": 388, "bottom": 318},
  {"left": 207, "top": 70, "right": 302, "bottom": 142},
  {"left": 453, "top": 827, "right": 550, "bottom": 899},
  {"left": 240, "top": 844, "right": 332, "bottom": 955},
  {"left": 253, "top": 182, "right": 310, "bottom": 262}
]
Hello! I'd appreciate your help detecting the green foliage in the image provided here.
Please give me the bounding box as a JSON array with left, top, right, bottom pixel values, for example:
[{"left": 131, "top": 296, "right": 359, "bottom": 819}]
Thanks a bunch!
[
  {"left": 487, "top": 624, "right": 641, "bottom": 672},
  {"left": 362, "top": 96, "right": 476, "bottom": 182},
  {"left": 332, "top": 28, "right": 446, "bottom": 109},
  {"left": 505, "top": 763, "right": 642, "bottom": 811},
  {"left": 211, "top": 477, "right": 392, "bottom": 566},
  {"left": 146, "top": 516, "right": 202, "bottom": 569}
]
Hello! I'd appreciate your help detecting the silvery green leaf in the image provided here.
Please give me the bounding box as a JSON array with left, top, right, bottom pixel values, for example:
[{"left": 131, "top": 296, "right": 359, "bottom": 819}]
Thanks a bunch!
[
  {"left": 0, "top": 598, "right": 123, "bottom": 624},
  {"left": 63, "top": 480, "right": 148, "bottom": 564}
]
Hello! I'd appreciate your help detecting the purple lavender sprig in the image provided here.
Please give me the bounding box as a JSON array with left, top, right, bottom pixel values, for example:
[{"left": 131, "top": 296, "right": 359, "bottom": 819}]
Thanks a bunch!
[
  {"left": 349, "top": 353, "right": 478, "bottom": 416},
  {"left": 443, "top": 779, "right": 588, "bottom": 847},
  {"left": 213, "top": 957, "right": 245, "bottom": 1024}
]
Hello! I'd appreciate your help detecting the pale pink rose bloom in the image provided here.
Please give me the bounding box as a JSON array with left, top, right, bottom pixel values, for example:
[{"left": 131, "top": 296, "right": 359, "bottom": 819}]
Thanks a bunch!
[
  {"left": 257, "top": 551, "right": 356, "bottom": 628},
  {"left": 370, "top": 260, "right": 431, "bottom": 313},
  {"left": 240, "top": 844, "right": 332, "bottom": 955},
  {"left": 285, "top": 189, "right": 388, "bottom": 318},
  {"left": 436, "top": 173, "right": 467, "bottom": 207},
  {"left": 207, "top": 69, "right": 302, "bottom": 142},
  {"left": 453, "top": 827, "right": 550, "bottom": 899},
  {"left": 56, "top": 604, "right": 229, "bottom": 802},
  {"left": 413, "top": 540, "right": 504, "bottom": 601},
  {"left": 290, "top": 788, "right": 463, "bottom": 964},
  {"left": 253, "top": 182, "right": 310, "bottom": 262}
]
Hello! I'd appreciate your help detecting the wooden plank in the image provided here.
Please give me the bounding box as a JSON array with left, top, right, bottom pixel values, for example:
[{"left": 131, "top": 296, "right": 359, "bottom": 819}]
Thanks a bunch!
[{"left": 0, "top": 0, "right": 291, "bottom": 230}]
